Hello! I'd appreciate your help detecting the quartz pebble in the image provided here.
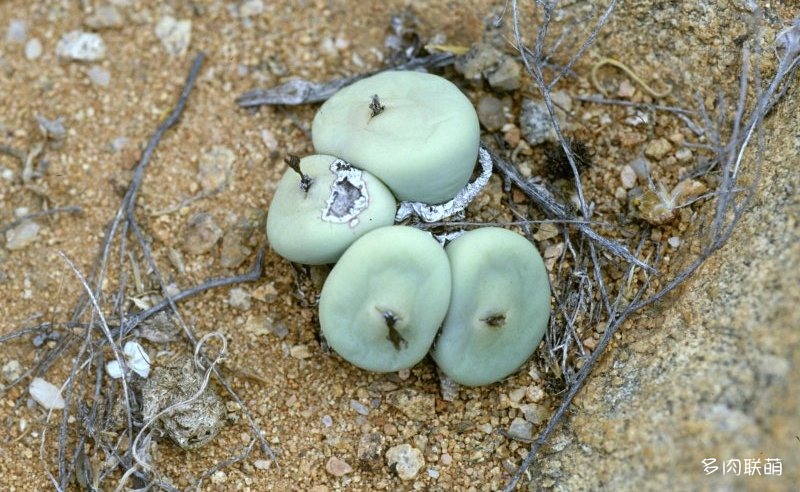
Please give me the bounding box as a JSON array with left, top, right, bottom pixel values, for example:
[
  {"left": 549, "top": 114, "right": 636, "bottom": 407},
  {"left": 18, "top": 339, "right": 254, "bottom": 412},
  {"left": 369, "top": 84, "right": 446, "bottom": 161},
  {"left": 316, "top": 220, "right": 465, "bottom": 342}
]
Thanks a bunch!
[
  {"left": 210, "top": 471, "right": 226, "bottom": 485},
  {"left": 644, "top": 138, "right": 672, "bottom": 160},
  {"left": 508, "top": 417, "right": 533, "bottom": 440},
  {"left": 56, "top": 31, "right": 106, "bottom": 61},
  {"left": 5, "top": 221, "right": 40, "bottom": 250},
  {"left": 228, "top": 287, "right": 251, "bottom": 310},
  {"left": 621, "top": 165, "right": 637, "bottom": 189},
  {"left": 85, "top": 5, "right": 124, "bottom": 29},
  {"left": 182, "top": 213, "right": 222, "bottom": 255},
  {"left": 198, "top": 146, "right": 235, "bottom": 191},
  {"left": 455, "top": 42, "right": 521, "bottom": 91},
  {"left": 349, "top": 399, "right": 369, "bottom": 416},
  {"left": 2, "top": 360, "right": 22, "bottom": 383},
  {"left": 220, "top": 230, "right": 251, "bottom": 269},
  {"left": 87, "top": 65, "right": 111, "bottom": 86},
  {"left": 30, "top": 378, "right": 65, "bottom": 410},
  {"left": 520, "top": 403, "right": 548, "bottom": 424},
  {"left": 290, "top": 344, "right": 312, "bottom": 359},
  {"left": 477, "top": 95, "right": 507, "bottom": 131},
  {"left": 25, "top": 38, "right": 42, "bottom": 60},
  {"left": 508, "top": 387, "right": 526, "bottom": 404},
  {"left": 520, "top": 99, "right": 556, "bottom": 145},
  {"left": 675, "top": 147, "right": 693, "bottom": 162},
  {"left": 35, "top": 114, "right": 66, "bottom": 140},
  {"left": 325, "top": 456, "right": 353, "bottom": 477},
  {"left": 6, "top": 20, "right": 26, "bottom": 43},
  {"left": 386, "top": 444, "right": 424, "bottom": 480},
  {"left": 155, "top": 16, "right": 191, "bottom": 56},
  {"left": 240, "top": 0, "right": 265, "bottom": 17}
]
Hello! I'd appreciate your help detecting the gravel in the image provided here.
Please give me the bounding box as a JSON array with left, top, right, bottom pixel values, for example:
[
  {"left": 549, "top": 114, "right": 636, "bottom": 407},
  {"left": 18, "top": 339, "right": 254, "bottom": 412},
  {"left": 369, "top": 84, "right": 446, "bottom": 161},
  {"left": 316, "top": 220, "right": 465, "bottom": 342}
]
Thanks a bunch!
[
  {"left": 520, "top": 98, "right": 556, "bottom": 146},
  {"left": 5, "top": 221, "right": 40, "bottom": 250},
  {"left": 6, "top": 19, "right": 26, "bottom": 43},
  {"left": 87, "top": 65, "right": 111, "bottom": 86},
  {"left": 507, "top": 417, "right": 533, "bottom": 440},
  {"left": 24, "top": 38, "right": 42, "bottom": 60},
  {"left": 182, "top": 212, "right": 223, "bottom": 255},
  {"left": 385, "top": 444, "right": 424, "bottom": 480},
  {"left": 476, "top": 95, "right": 506, "bottom": 131},
  {"left": 84, "top": 5, "right": 124, "bottom": 29},
  {"left": 155, "top": 16, "right": 191, "bottom": 56},
  {"left": 228, "top": 287, "right": 252, "bottom": 310},
  {"left": 198, "top": 146, "right": 235, "bottom": 192},
  {"left": 55, "top": 31, "right": 106, "bottom": 61},
  {"left": 325, "top": 456, "right": 353, "bottom": 477},
  {"left": 644, "top": 137, "right": 672, "bottom": 160}
]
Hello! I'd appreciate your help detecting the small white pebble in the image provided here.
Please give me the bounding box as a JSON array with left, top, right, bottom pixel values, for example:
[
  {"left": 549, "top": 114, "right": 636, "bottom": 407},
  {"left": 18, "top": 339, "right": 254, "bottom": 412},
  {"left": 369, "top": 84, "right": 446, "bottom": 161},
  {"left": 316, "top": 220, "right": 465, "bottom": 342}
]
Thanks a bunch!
[
  {"left": 321, "top": 414, "right": 333, "bottom": 427},
  {"left": 508, "top": 387, "right": 526, "bottom": 404},
  {"left": 239, "top": 0, "right": 264, "bottom": 17},
  {"left": 5, "top": 221, "right": 40, "bottom": 250},
  {"left": 87, "top": 65, "right": 111, "bottom": 86},
  {"left": 334, "top": 37, "right": 350, "bottom": 50},
  {"left": 6, "top": 20, "right": 27, "bottom": 43},
  {"left": 349, "top": 399, "right": 369, "bottom": 416},
  {"left": 668, "top": 236, "right": 681, "bottom": 248},
  {"left": 29, "top": 378, "right": 65, "bottom": 410},
  {"left": 260, "top": 129, "right": 278, "bottom": 151},
  {"left": 620, "top": 165, "right": 637, "bottom": 189},
  {"left": 25, "top": 38, "right": 42, "bottom": 60},
  {"left": 253, "top": 459, "right": 270, "bottom": 470},
  {"left": 428, "top": 468, "right": 440, "bottom": 479},
  {"left": 290, "top": 344, "right": 311, "bottom": 359},
  {"left": 111, "top": 136, "right": 128, "bottom": 152},
  {"left": 675, "top": 147, "right": 693, "bottom": 162},
  {"left": 56, "top": 31, "right": 106, "bottom": 61},
  {"left": 210, "top": 470, "right": 227, "bottom": 484},
  {"left": 507, "top": 417, "right": 533, "bottom": 440},
  {"left": 155, "top": 16, "right": 191, "bottom": 56},
  {"left": 228, "top": 287, "right": 251, "bottom": 310}
]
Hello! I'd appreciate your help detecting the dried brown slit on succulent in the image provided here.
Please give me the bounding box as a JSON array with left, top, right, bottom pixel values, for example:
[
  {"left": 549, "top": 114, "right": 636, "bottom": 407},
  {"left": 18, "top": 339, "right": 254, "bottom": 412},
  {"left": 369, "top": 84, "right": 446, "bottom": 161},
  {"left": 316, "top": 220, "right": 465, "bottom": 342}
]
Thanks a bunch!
[
  {"left": 284, "top": 154, "right": 313, "bottom": 193},
  {"left": 369, "top": 94, "right": 386, "bottom": 117},
  {"left": 382, "top": 310, "right": 408, "bottom": 351}
]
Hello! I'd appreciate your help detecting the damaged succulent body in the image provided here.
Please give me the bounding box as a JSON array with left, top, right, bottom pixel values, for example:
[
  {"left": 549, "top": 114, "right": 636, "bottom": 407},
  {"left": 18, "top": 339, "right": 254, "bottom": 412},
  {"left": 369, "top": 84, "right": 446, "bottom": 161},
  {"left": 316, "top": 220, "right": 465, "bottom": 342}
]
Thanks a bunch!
[
  {"left": 267, "top": 154, "right": 396, "bottom": 265},
  {"left": 319, "top": 226, "right": 452, "bottom": 372},
  {"left": 431, "top": 227, "right": 551, "bottom": 386},
  {"left": 312, "top": 70, "right": 480, "bottom": 204}
]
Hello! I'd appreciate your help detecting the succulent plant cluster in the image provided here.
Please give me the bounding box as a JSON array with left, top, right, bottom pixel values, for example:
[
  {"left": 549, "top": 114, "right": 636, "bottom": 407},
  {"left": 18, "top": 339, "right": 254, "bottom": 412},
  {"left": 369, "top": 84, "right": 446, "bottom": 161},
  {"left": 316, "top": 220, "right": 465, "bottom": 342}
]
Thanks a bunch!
[{"left": 266, "top": 70, "right": 551, "bottom": 386}]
